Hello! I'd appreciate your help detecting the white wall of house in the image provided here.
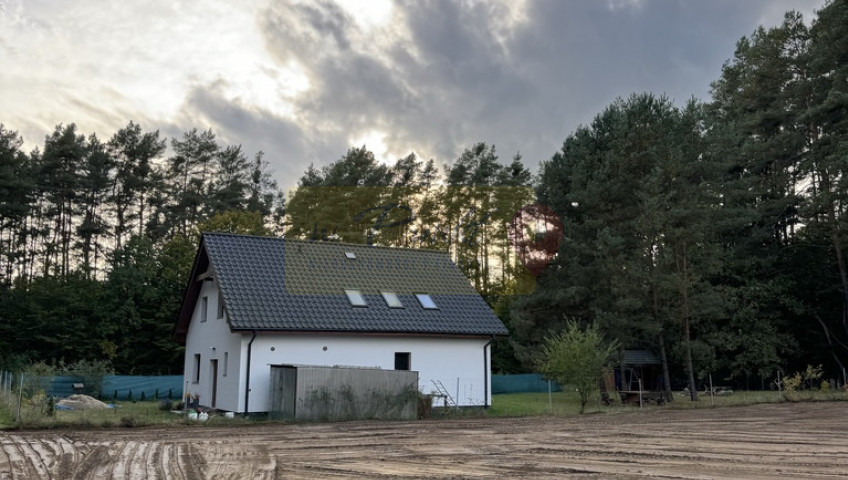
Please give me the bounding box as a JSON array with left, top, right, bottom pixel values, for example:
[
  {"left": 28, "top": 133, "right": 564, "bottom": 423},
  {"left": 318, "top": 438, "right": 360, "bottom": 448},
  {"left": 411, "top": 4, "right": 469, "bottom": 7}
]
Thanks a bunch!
[
  {"left": 183, "top": 280, "right": 495, "bottom": 413},
  {"left": 182, "top": 278, "right": 244, "bottom": 412},
  {"left": 243, "top": 334, "right": 493, "bottom": 413}
]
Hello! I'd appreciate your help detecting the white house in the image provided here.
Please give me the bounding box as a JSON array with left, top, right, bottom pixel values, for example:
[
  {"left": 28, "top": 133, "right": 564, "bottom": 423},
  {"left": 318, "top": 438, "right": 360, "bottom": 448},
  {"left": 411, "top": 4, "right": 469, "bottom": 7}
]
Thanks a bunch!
[{"left": 174, "top": 233, "right": 508, "bottom": 414}]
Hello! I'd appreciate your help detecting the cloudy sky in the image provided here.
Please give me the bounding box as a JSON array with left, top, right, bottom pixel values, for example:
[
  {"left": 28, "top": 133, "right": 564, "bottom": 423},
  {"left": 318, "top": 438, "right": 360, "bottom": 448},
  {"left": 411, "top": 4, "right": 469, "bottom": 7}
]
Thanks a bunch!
[{"left": 0, "top": 0, "right": 823, "bottom": 190}]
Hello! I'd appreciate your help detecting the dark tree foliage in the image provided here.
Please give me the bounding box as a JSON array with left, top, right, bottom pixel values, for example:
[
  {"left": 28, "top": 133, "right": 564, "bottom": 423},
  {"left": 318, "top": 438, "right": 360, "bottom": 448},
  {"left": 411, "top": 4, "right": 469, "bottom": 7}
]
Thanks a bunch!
[
  {"left": 514, "top": 2, "right": 848, "bottom": 393},
  {"left": 0, "top": 122, "right": 284, "bottom": 374}
]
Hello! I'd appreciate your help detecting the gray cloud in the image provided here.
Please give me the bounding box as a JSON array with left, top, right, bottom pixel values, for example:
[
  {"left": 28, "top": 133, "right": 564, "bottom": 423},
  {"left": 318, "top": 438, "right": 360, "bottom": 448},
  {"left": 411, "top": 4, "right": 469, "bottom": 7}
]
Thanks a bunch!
[
  {"left": 2, "top": 0, "right": 826, "bottom": 186},
  {"left": 251, "top": 0, "right": 824, "bottom": 180},
  {"left": 178, "top": 85, "right": 335, "bottom": 188}
]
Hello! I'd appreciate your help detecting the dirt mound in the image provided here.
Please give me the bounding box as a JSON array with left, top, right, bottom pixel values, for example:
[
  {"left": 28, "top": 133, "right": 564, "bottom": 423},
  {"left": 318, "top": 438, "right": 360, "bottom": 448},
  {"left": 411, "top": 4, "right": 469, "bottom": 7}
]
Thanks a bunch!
[{"left": 57, "top": 394, "right": 109, "bottom": 410}]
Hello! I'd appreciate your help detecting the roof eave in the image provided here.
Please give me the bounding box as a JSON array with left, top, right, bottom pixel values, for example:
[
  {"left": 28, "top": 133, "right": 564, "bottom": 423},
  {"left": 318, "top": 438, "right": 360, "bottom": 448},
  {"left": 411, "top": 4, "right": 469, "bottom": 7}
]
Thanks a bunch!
[
  {"left": 173, "top": 236, "right": 211, "bottom": 344},
  {"left": 228, "top": 327, "right": 506, "bottom": 339}
]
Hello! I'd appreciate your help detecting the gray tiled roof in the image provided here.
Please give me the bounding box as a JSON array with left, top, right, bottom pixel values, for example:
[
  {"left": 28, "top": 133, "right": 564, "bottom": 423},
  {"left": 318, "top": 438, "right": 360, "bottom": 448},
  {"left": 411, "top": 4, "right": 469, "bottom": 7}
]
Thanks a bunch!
[
  {"left": 621, "top": 350, "right": 661, "bottom": 366},
  {"left": 179, "top": 233, "right": 507, "bottom": 338}
]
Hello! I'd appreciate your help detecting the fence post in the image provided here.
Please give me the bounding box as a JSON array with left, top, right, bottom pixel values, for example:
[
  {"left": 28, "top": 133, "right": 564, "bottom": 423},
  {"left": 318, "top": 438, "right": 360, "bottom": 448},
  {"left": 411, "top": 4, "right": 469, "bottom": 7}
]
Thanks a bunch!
[
  {"left": 16, "top": 372, "right": 24, "bottom": 424},
  {"left": 638, "top": 378, "right": 643, "bottom": 408},
  {"left": 709, "top": 374, "right": 714, "bottom": 405}
]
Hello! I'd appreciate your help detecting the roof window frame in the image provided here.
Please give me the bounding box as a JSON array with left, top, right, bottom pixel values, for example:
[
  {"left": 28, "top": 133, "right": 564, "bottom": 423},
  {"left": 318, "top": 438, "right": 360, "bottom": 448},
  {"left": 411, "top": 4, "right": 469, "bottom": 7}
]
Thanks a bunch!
[
  {"left": 415, "top": 293, "right": 438, "bottom": 310},
  {"left": 381, "top": 291, "right": 404, "bottom": 308},
  {"left": 344, "top": 289, "right": 368, "bottom": 307}
]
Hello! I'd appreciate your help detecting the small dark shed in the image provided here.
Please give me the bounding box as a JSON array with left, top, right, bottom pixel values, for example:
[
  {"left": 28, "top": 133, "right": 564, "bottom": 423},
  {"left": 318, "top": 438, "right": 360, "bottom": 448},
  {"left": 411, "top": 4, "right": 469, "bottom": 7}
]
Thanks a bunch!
[
  {"left": 269, "top": 365, "right": 419, "bottom": 422},
  {"left": 618, "top": 350, "right": 663, "bottom": 391}
]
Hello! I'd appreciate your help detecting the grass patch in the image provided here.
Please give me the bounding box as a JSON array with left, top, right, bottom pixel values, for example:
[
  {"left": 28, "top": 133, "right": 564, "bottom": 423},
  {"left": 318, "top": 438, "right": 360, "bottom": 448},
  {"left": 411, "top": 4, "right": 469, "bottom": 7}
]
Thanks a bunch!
[
  {"left": 0, "top": 405, "right": 14, "bottom": 428},
  {"left": 491, "top": 389, "right": 848, "bottom": 418},
  {"left": 2, "top": 401, "right": 248, "bottom": 430},
  {"left": 783, "top": 390, "right": 848, "bottom": 403},
  {"left": 665, "top": 390, "right": 784, "bottom": 409},
  {"left": 22, "top": 401, "right": 179, "bottom": 429},
  {"left": 489, "top": 390, "right": 588, "bottom": 417}
]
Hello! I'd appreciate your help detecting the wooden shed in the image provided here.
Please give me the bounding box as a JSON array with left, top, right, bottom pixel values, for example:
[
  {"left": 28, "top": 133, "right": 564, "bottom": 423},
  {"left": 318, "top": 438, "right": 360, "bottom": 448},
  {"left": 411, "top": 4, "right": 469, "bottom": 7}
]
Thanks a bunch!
[
  {"left": 616, "top": 350, "right": 665, "bottom": 405},
  {"left": 269, "top": 365, "right": 419, "bottom": 421}
]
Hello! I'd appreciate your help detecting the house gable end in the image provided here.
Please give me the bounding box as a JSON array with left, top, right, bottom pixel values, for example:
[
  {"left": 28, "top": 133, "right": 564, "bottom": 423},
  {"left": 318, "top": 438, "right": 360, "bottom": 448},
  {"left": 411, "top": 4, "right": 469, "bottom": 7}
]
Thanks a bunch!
[{"left": 174, "top": 239, "right": 212, "bottom": 344}]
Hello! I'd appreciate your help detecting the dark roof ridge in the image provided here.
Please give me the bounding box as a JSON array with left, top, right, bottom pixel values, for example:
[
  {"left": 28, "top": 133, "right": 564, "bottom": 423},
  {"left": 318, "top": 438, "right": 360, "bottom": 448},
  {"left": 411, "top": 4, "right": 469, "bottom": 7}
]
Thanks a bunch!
[
  {"left": 201, "top": 232, "right": 452, "bottom": 257},
  {"left": 202, "top": 232, "right": 278, "bottom": 240}
]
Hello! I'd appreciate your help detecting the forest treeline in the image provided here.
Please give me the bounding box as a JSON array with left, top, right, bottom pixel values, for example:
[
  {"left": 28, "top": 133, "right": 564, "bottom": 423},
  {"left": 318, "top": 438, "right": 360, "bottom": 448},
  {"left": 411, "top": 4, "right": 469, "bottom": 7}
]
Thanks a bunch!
[
  {"left": 1, "top": 3, "right": 847, "bottom": 388},
  {"left": 515, "top": 4, "right": 848, "bottom": 393},
  {"left": 0, "top": 123, "right": 286, "bottom": 373}
]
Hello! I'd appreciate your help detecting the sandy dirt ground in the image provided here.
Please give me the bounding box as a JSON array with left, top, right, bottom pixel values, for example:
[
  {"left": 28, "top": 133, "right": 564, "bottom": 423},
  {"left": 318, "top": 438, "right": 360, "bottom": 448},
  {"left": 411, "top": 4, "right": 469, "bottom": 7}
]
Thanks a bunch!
[{"left": 1, "top": 402, "right": 847, "bottom": 479}]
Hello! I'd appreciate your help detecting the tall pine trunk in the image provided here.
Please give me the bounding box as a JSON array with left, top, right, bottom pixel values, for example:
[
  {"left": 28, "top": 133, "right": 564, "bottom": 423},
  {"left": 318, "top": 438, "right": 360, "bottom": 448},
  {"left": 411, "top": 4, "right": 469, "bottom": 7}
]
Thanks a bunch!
[
  {"left": 649, "top": 245, "right": 673, "bottom": 402},
  {"left": 676, "top": 239, "right": 698, "bottom": 401},
  {"left": 658, "top": 332, "right": 673, "bottom": 402}
]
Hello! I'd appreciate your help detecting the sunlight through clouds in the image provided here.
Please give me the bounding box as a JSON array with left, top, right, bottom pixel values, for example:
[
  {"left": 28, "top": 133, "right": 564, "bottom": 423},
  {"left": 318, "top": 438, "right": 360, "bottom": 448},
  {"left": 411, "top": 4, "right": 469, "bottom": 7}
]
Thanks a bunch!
[
  {"left": 349, "top": 130, "right": 391, "bottom": 164},
  {"left": 0, "top": 0, "right": 829, "bottom": 186},
  {"left": 334, "top": 0, "right": 393, "bottom": 30}
]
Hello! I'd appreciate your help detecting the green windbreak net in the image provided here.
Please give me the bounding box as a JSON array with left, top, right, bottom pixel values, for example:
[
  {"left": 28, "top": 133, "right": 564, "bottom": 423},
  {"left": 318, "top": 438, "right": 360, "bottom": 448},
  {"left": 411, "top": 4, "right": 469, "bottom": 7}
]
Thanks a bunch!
[
  {"left": 34, "top": 375, "right": 184, "bottom": 401},
  {"left": 492, "top": 374, "right": 562, "bottom": 394}
]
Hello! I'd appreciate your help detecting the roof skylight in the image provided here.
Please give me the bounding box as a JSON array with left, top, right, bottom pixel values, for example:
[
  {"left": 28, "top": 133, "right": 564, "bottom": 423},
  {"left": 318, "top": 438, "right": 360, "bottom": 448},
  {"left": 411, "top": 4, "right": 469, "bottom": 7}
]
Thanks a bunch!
[
  {"left": 345, "top": 289, "right": 367, "bottom": 307},
  {"left": 415, "top": 294, "right": 438, "bottom": 310},
  {"left": 381, "top": 291, "right": 403, "bottom": 308},
  {"left": 344, "top": 252, "right": 357, "bottom": 259}
]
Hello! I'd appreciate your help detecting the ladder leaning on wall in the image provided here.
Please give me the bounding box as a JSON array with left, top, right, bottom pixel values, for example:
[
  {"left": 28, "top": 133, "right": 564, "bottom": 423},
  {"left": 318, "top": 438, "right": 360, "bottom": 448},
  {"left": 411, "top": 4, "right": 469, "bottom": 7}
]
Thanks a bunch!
[{"left": 431, "top": 379, "right": 457, "bottom": 408}]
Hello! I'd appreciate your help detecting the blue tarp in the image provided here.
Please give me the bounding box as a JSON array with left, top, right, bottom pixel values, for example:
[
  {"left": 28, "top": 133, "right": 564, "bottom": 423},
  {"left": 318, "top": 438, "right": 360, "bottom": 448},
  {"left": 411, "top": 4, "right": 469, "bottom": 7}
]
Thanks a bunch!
[
  {"left": 43, "top": 375, "right": 184, "bottom": 400},
  {"left": 491, "top": 373, "right": 562, "bottom": 394}
]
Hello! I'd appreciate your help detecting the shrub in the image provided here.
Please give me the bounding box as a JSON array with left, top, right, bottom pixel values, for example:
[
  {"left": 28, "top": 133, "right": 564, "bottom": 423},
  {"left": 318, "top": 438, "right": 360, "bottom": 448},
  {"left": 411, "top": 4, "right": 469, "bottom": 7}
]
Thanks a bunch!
[
  {"left": 538, "top": 321, "right": 619, "bottom": 414},
  {"left": 22, "top": 361, "right": 56, "bottom": 398},
  {"left": 783, "top": 364, "right": 828, "bottom": 401},
  {"left": 120, "top": 416, "right": 137, "bottom": 428},
  {"left": 60, "top": 359, "right": 114, "bottom": 399},
  {"left": 802, "top": 364, "right": 823, "bottom": 390},
  {"left": 783, "top": 373, "right": 801, "bottom": 393}
]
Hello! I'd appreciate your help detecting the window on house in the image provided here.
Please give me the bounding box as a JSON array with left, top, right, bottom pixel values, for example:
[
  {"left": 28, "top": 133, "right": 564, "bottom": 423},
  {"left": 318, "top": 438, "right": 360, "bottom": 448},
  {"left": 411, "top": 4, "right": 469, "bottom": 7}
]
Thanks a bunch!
[
  {"left": 223, "top": 352, "right": 228, "bottom": 377},
  {"left": 394, "top": 352, "right": 411, "bottom": 371},
  {"left": 345, "top": 289, "right": 367, "bottom": 307},
  {"left": 344, "top": 252, "right": 357, "bottom": 259},
  {"left": 381, "top": 291, "right": 403, "bottom": 308},
  {"left": 217, "top": 297, "right": 225, "bottom": 319},
  {"left": 200, "top": 296, "right": 208, "bottom": 322},
  {"left": 193, "top": 354, "right": 201, "bottom": 383},
  {"left": 415, "top": 294, "right": 438, "bottom": 309}
]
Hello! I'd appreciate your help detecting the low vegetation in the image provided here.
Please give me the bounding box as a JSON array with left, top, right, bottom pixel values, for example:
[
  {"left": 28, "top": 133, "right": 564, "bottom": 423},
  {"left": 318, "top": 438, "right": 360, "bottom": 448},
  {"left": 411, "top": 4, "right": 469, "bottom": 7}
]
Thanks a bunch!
[
  {"left": 2, "top": 389, "right": 843, "bottom": 430},
  {"left": 489, "top": 389, "right": 848, "bottom": 417},
  {"left": 0, "top": 400, "right": 261, "bottom": 430},
  {"left": 3, "top": 365, "right": 847, "bottom": 429}
]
